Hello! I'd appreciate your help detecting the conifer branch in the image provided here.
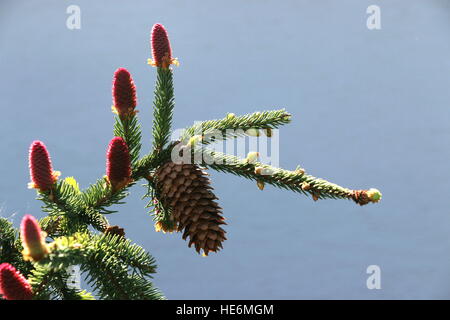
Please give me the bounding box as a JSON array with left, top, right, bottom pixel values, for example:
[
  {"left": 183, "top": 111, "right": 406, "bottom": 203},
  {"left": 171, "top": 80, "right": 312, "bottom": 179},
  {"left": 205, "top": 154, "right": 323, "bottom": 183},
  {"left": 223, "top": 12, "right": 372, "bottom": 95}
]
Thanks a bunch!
[
  {"left": 0, "top": 218, "right": 32, "bottom": 276},
  {"left": 28, "top": 267, "right": 57, "bottom": 299},
  {"left": 180, "top": 109, "right": 291, "bottom": 145},
  {"left": 80, "top": 177, "right": 131, "bottom": 215},
  {"left": 152, "top": 68, "right": 175, "bottom": 152},
  {"left": 132, "top": 142, "right": 177, "bottom": 180},
  {"left": 97, "top": 234, "right": 158, "bottom": 276},
  {"left": 113, "top": 115, "right": 142, "bottom": 167},
  {"left": 143, "top": 180, "right": 175, "bottom": 232},
  {"left": 198, "top": 149, "right": 380, "bottom": 205},
  {"left": 38, "top": 180, "right": 110, "bottom": 234},
  {"left": 31, "top": 232, "right": 163, "bottom": 300},
  {"left": 83, "top": 239, "right": 163, "bottom": 300},
  {"left": 29, "top": 266, "right": 94, "bottom": 300}
]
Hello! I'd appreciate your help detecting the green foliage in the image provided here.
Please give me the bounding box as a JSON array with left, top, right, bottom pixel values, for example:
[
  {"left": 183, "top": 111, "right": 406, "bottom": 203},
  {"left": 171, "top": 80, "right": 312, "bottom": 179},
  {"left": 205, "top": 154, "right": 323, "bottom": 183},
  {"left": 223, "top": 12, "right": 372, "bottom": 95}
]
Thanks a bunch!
[
  {"left": 0, "top": 218, "right": 33, "bottom": 276},
  {"left": 143, "top": 180, "right": 175, "bottom": 231},
  {"left": 180, "top": 109, "right": 291, "bottom": 145},
  {"left": 29, "top": 232, "right": 163, "bottom": 300},
  {"left": 132, "top": 141, "right": 177, "bottom": 180},
  {"left": 198, "top": 149, "right": 353, "bottom": 200},
  {"left": 30, "top": 265, "right": 95, "bottom": 300},
  {"left": 113, "top": 115, "right": 142, "bottom": 166},
  {"left": 79, "top": 233, "right": 163, "bottom": 300},
  {"left": 152, "top": 68, "right": 175, "bottom": 151},
  {"left": 80, "top": 177, "right": 131, "bottom": 216},
  {"left": 38, "top": 179, "right": 109, "bottom": 234}
]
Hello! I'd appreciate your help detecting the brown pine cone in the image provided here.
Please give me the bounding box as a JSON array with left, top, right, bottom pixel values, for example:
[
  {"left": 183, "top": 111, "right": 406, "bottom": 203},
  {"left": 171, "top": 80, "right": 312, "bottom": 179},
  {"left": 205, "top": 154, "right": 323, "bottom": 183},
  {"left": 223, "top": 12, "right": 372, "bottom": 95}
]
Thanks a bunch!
[{"left": 155, "top": 162, "right": 226, "bottom": 256}]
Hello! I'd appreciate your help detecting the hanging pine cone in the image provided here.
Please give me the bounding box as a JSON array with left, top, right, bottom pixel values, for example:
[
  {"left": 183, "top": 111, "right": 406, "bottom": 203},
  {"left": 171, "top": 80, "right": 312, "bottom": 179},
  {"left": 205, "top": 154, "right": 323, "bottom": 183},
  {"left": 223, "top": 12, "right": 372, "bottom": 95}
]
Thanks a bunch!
[{"left": 154, "top": 162, "right": 226, "bottom": 256}]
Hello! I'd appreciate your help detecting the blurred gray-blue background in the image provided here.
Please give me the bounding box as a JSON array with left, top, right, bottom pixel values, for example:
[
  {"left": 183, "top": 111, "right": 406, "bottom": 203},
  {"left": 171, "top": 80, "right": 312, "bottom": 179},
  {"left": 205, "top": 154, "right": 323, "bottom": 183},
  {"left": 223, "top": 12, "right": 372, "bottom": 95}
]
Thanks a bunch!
[{"left": 1, "top": 0, "right": 449, "bottom": 299}]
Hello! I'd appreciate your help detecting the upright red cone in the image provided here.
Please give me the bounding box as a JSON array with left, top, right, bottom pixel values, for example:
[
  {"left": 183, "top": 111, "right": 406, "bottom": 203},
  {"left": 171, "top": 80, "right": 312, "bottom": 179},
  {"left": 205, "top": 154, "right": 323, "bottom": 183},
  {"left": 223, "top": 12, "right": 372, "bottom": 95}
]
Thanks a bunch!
[
  {"left": 28, "top": 141, "right": 59, "bottom": 191},
  {"left": 20, "top": 214, "right": 48, "bottom": 262},
  {"left": 0, "top": 263, "right": 33, "bottom": 300},
  {"left": 149, "top": 23, "right": 178, "bottom": 69},
  {"left": 112, "top": 68, "right": 137, "bottom": 118},
  {"left": 106, "top": 137, "right": 132, "bottom": 191}
]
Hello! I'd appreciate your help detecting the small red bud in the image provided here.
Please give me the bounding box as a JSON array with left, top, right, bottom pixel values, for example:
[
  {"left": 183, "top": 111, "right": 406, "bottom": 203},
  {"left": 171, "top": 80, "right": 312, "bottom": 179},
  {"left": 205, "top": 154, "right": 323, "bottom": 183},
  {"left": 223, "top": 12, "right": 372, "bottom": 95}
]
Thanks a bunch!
[
  {"left": 20, "top": 214, "right": 48, "bottom": 261},
  {"left": 28, "top": 141, "right": 59, "bottom": 191},
  {"left": 0, "top": 263, "right": 33, "bottom": 300},
  {"left": 106, "top": 137, "right": 132, "bottom": 190},
  {"left": 112, "top": 68, "right": 137, "bottom": 118},
  {"left": 150, "top": 23, "right": 178, "bottom": 68}
]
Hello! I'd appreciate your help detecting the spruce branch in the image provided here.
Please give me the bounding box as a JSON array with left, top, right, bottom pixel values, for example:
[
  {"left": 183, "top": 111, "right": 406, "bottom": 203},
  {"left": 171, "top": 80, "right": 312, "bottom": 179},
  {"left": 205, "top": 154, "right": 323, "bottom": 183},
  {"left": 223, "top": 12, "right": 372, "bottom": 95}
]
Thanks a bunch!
[
  {"left": 31, "top": 232, "right": 163, "bottom": 300},
  {"left": 197, "top": 148, "right": 380, "bottom": 205},
  {"left": 143, "top": 180, "right": 175, "bottom": 233},
  {"left": 29, "top": 266, "right": 94, "bottom": 300},
  {"left": 152, "top": 68, "right": 175, "bottom": 152},
  {"left": 80, "top": 177, "right": 131, "bottom": 216},
  {"left": 37, "top": 181, "right": 85, "bottom": 235},
  {"left": 38, "top": 179, "right": 109, "bottom": 234},
  {"left": 96, "top": 234, "right": 157, "bottom": 276},
  {"left": 180, "top": 109, "right": 291, "bottom": 145},
  {"left": 83, "top": 236, "right": 164, "bottom": 300},
  {"left": 40, "top": 216, "right": 65, "bottom": 238},
  {"left": 0, "top": 218, "right": 20, "bottom": 262},
  {"left": 0, "top": 218, "right": 32, "bottom": 276},
  {"left": 28, "top": 267, "right": 56, "bottom": 299},
  {"left": 132, "top": 141, "right": 177, "bottom": 180},
  {"left": 113, "top": 115, "right": 142, "bottom": 166}
]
